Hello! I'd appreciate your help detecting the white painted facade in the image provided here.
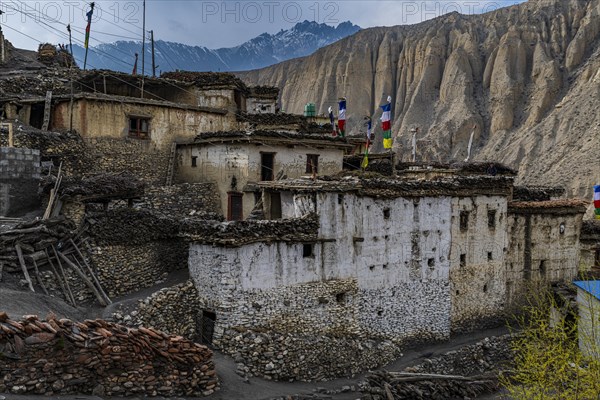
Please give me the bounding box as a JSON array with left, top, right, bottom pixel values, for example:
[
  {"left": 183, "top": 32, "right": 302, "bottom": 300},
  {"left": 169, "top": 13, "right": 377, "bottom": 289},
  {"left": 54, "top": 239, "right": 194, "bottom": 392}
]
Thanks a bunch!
[
  {"left": 576, "top": 286, "right": 600, "bottom": 360},
  {"left": 176, "top": 140, "right": 349, "bottom": 219}
]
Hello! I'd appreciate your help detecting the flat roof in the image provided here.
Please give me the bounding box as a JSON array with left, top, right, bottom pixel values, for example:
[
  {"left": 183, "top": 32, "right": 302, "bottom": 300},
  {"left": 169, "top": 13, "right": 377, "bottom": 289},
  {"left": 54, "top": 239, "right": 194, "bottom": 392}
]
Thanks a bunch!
[
  {"left": 574, "top": 281, "right": 600, "bottom": 301},
  {"left": 186, "top": 130, "right": 354, "bottom": 149},
  {"left": 508, "top": 199, "right": 588, "bottom": 215}
]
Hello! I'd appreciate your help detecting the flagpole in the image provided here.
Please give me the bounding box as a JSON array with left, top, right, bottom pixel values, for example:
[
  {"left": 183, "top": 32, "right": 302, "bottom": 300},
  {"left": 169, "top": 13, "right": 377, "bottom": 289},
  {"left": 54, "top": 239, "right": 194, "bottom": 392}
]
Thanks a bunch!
[
  {"left": 83, "top": 2, "right": 95, "bottom": 71},
  {"left": 141, "top": 0, "right": 146, "bottom": 98},
  {"left": 67, "top": 24, "right": 74, "bottom": 132}
]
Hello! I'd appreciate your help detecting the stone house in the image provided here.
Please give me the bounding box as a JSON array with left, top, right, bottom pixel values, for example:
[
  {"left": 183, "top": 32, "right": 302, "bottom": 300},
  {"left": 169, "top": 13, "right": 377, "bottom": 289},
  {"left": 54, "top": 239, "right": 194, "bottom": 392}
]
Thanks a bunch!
[
  {"left": 580, "top": 221, "right": 600, "bottom": 277},
  {"left": 246, "top": 86, "right": 279, "bottom": 114},
  {"left": 573, "top": 280, "right": 600, "bottom": 359},
  {"left": 186, "top": 169, "right": 588, "bottom": 345},
  {"left": 175, "top": 131, "right": 352, "bottom": 220},
  {"left": 504, "top": 200, "right": 588, "bottom": 311}
]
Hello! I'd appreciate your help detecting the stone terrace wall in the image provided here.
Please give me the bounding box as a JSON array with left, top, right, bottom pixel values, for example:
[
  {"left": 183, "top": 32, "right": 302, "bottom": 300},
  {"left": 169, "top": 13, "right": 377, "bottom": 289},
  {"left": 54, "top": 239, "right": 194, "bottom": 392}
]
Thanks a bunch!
[
  {"left": 86, "top": 210, "right": 188, "bottom": 297},
  {"left": 131, "top": 281, "right": 201, "bottom": 339},
  {"left": 91, "top": 240, "right": 188, "bottom": 298},
  {"left": 140, "top": 183, "right": 222, "bottom": 219},
  {"left": 84, "top": 137, "right": 170, "bottom": 186},
  {"left": 220, "top": 328, "right": 401, "bottom": 382},
  {"left": 0, "top": 313, "right": 218, "bottom": 397},
  {"left": 0, "top": 147, "right": 41, "bottom": 216}
]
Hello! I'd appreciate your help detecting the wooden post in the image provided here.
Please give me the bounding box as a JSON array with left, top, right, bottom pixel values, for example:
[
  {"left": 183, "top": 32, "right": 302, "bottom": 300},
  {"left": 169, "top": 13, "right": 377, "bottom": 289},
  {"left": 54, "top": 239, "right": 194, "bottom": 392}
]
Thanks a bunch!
[
  {"left": 69, "top": 239, "right": 111, "bottom": 305},
  {"left": 45, "top": 248, "right": 74, "bottom": 306},
  {"left": 57, "top": 250, "right": 107, "bottom": 307},
  {"left": 52, "top": 245, "right": 76, "bottom": 305},
  {"left": 32, "top": 259, "right": 49, "bottom": 295},
  {"left": 15, "top": 244, "right": 35, "bottom": 292}
]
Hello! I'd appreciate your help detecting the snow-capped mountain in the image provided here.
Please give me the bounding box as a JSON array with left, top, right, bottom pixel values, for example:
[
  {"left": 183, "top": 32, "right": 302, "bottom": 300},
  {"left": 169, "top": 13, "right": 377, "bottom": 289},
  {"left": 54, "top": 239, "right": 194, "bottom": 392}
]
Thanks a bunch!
[{"left": 72, "top": 21, "right": 360, "bottom": 73}]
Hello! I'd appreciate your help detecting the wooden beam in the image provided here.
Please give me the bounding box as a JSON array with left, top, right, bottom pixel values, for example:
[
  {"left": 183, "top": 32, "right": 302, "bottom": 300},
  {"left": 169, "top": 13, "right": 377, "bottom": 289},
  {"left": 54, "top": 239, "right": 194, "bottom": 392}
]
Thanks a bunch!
[{"left": 15, "top": 244, "right": 35, "bottom": 292}]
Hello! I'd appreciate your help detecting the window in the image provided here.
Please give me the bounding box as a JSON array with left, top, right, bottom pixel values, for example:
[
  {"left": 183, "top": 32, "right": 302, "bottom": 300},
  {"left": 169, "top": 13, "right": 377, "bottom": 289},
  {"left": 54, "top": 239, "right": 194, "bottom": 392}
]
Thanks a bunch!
[
  {"left": 191, "top": 156, "right": 197, "bottom": 167},
  {"left": 383, "top": 208, "right": 391, "bottom": 220},
  {"left": 306, "top": 154, "right": 319, "bottom": 174},
  {"left": 460, "top": 211, "right": 469, "bottom": 231},
  {"left": 128, "top": 116, "right": 150, "bottom": 139},
  {"left": 303, "top": 243, "right": 314, "bottom": 257},
  {"left": 428, "top": 258, "right": 435, "bottom": 268},
  {"left": 539, "top": 260, "right": 547, "bottom": 277},
  {"left": 488, "top": 210, "right": 496, "bottom": 229},
  {"left": 261, "top": 153, "right": 275, "bottom": 181},
  {"left": 227, "top": 192, "right": 243, "bottom": 221},
  {"left": 559, "top": 223, "right": 565, "bottom": 235},
  {"left": 460, "top": 254, "right": 466, "bottom": 267},
  {"left": 336, "top": 292, "right": 346, "bottom": 304},
  {"left": 488, "top": 252, "right": 493, "bottom": 261}
]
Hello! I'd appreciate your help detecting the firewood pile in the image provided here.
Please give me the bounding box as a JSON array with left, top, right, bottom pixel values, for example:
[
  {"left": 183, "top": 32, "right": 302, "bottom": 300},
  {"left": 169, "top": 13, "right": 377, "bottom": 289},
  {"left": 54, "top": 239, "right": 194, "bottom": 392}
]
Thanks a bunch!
[
  {"left": 85, "top": 209, "right": 180, "bottom": 246},
  {"left": 361, "top": 370, "right": 498, "bottom": 400},
  {"left": 0, "top": 313, "right": 218, "bottom": 396},
  {"left": 512, "top": 185, "right": 566, "bottom": 201},
  {"left": 0, "top": 217, "right": 111, "bottom": 307},
  {"left": 161, "top": 70, "right": 246, "bottom": 90},
  {"left": 41, "top": 173, "right": 145, "bottom": 200},
  {"left": 180, "top": 213, "right": 319, "bottom": 246}
]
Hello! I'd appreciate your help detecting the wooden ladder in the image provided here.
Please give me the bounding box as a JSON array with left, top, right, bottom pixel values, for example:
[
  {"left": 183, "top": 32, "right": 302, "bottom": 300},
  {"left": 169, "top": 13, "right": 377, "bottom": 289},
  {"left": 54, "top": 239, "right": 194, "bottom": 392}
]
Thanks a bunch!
[
  {"left": 41, "top": 90, "right": 52, "bottom": 131},
  {"left": 165, "top": 142, "right": 177, "bottom": 186}
]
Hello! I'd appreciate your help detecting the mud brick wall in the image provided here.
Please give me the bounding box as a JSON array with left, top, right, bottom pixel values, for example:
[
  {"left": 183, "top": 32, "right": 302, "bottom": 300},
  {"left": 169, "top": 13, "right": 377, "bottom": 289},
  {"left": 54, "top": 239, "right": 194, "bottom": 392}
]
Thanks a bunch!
[
  {"left": 0, "top": 314, "right": 218, "bottom": 397},
  {"left": 140, "top": 183, "right": 222, "bottom": 219},
  {"left": 0, "top": 147, "right": 41, "bottom": 216},
  {"left": 91, "top": 240, "right": 188, "bottom": 298}
]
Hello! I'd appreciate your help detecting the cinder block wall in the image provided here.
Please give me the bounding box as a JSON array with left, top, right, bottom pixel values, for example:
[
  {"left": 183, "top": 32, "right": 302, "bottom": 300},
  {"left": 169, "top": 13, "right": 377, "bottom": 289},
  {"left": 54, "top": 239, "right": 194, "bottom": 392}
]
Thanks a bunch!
[{"left": 0, "top": 147, "right": 41, "bottom": 216}]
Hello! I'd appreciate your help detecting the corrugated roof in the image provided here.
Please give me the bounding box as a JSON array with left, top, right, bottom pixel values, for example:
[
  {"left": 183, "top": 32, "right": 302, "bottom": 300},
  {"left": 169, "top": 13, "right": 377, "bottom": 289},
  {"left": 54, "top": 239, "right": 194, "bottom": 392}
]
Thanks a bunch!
[{"left": 574, "top": 281, "right": 600, "bottom": 301}]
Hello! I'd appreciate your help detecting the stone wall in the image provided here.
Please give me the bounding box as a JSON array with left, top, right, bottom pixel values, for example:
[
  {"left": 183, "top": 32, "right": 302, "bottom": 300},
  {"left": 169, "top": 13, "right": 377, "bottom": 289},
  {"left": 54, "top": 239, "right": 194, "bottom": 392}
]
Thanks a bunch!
[
  {"left": 0, "top": 313, "right": 217, "bottom": 397},
  {"left": 83, "top": 137, "right": 170, "bottom": 186},
  {"left": 0, "top": 147, "right": 41, "bottom": 216},
  {"left": 133, "top": 281, "right": 201, "bottom": 339},
  {"left": 505, "top": 204, "right": 585, "bottom": 311},
  {"left": 140, "top": 183, "right": 222, "bottom": 219},
  {"left": 219, "top": 328, "right": 401, "bottom": 382},
  {"left": 91, "top": 240, "right": 188, "bottom": 298}
]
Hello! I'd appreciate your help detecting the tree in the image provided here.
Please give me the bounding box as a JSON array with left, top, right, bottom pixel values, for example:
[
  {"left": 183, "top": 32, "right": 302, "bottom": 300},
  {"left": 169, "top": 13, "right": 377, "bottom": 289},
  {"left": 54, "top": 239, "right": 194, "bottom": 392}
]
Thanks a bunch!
[{"left": 501, "top": 288, "right": 600, "bottom": 399}]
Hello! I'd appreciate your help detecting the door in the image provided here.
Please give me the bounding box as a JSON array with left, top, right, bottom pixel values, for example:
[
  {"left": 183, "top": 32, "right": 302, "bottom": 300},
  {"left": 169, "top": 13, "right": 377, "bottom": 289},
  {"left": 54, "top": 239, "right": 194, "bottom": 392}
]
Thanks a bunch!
[
  {"left": 227, "top": 191, "right": 243, "bottom": 221},
  {"left": 198, "top": 310, "right": 216, "bottom": 345}
]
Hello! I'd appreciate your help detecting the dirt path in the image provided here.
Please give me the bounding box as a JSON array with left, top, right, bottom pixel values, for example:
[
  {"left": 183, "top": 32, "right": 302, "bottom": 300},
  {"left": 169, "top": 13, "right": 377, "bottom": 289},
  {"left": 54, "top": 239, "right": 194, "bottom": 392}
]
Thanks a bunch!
[{"left": 1, "top": 274, "right": 508, "bottom": 400}]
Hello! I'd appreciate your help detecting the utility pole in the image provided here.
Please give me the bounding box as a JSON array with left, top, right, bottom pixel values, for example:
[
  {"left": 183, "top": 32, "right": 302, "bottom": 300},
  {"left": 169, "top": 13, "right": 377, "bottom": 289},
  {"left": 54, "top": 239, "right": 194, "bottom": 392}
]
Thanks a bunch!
[
  {"left": 151, "top": 30, "right": 156, "bottom": 77},
  {"left": 140, "top": 0, "right": 146, "bottom": 98},
  {"left": 67, "top": 24, "right": 74, "bottom": 132}
]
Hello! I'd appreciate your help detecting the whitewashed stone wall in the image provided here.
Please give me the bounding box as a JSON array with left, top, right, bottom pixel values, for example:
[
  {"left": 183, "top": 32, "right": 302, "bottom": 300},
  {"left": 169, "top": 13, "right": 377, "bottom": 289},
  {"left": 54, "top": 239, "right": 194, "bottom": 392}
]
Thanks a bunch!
[
  {"left": 189, "top": 192, "right": 454, "bottom": 343},
  {"left": 505, "top": 211, "right": 583, "bottom": 310},
  {"left": 449, "top": 196, "right": 508, "bottom": 331}
]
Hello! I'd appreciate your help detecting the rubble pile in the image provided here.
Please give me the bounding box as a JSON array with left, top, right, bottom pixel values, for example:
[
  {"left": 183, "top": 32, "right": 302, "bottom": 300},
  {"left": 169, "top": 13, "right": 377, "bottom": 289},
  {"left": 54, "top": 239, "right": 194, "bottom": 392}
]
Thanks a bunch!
[
  {"left": 248, "top": 86, "right": 279, "bottom": 97},
  {"left": 181, "top": 213, "right": 319, "bottom": 245},
  {"left": 512, "top": 186, "right": 566, "bottom": 201},
  {"left": 219, "top": 328, "right": 401, "bottom": 382},
  {"left": 360, "top": 335, "right": 513, "bottom": 400},
  {"left": 0, "top": 313, "right": 218, "bottom": 397},
  {"left": 343, "top": 155, "right": 393, "bottom": 175},
  {"left": 85, "top": 209, "right": 179, "bottom": 246}
]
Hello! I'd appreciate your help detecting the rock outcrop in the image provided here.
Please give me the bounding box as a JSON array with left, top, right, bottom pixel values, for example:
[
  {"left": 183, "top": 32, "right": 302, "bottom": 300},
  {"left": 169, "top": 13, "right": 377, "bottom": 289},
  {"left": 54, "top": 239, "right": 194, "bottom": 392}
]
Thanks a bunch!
[{"left": 239, "top": 0, "right": 600, "bottom": 198}]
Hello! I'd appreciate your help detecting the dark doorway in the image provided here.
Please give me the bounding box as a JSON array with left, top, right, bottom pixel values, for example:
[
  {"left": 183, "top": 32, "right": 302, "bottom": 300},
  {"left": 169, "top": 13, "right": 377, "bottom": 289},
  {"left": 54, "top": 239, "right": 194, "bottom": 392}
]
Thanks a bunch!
[
  {"left": 261, "top": 153, "right": 275, "bottom": 181},
  {"left": 199, "top": 310, "right": 216, "bottom": 345},
  {"left": 270, "top": 192, "right": 282, "bottom": 219},
  {"left": 227, "top": 191, "right": 243, "bottom": 221},
  {"left": 29, "top": 103, "right": 45, "bottom": 129}
]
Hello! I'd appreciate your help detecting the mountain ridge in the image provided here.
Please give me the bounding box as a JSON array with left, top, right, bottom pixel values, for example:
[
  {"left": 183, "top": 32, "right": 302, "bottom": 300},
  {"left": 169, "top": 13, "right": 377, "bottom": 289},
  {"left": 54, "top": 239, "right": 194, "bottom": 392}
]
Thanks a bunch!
[
  {"left": 72, "top": 20, "right": 360, "bottom": 73},
  {"left": 237, "top": 0, "right": 600, "bottom": 201}
]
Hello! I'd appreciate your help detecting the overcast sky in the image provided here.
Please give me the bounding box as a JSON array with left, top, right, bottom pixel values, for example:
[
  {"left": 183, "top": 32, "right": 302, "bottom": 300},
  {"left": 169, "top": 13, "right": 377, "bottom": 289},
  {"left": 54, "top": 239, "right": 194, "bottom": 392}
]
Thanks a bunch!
[{"left": 3, "top": 0, "right": 524, "bottom": 51}]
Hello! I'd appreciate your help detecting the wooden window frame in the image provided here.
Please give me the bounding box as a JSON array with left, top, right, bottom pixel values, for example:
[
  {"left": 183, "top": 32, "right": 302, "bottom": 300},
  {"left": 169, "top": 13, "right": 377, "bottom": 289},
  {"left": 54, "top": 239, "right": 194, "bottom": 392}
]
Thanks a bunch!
[
  {"left": 227, "top": 191, "right": 243, "bottom": 221},
  {"left": 306, "top": 154, "right": 319, "bottom": 174},
  {"left": 128, "top": 116, "right": 150, "bottom": 139}
]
